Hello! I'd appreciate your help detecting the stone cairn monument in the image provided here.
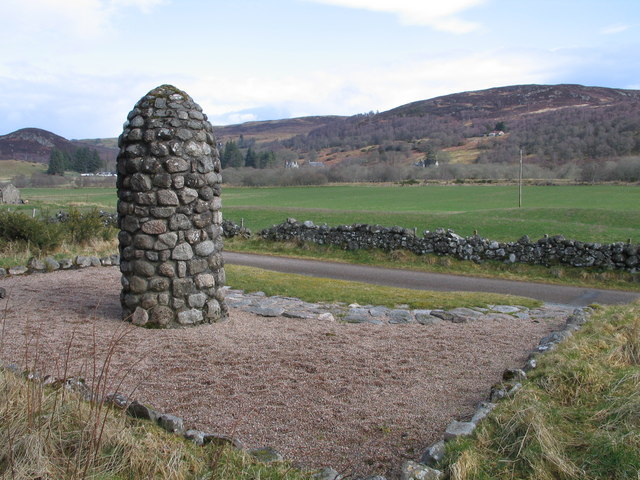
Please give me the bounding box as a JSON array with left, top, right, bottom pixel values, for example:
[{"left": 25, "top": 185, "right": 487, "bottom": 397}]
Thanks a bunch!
[{"left": 116, "top": 85, "right": 227, "bottom": 327}]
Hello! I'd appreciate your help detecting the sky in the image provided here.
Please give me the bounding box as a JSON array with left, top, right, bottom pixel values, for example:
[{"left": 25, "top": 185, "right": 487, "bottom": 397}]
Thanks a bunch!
[{"left": 1, "top": 0, "right": 639, "bottom": 139}]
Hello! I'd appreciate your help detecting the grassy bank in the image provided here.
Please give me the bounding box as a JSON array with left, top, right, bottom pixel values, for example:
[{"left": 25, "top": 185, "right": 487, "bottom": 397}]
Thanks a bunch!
[
  {"left": 225, "top": 264, "right": 541, "bottom": 310},
  {"left": 225, "top": 238, "right": 640, "bottom": 292},
  {"left": 18, "top": 187, "right": 117, "bottom": 211},
  {"left": 442, "top": 301, "right": 640, "bottom": 479},
  {"left": 0, "top": 160, "right": 46, "bottom": 182}
]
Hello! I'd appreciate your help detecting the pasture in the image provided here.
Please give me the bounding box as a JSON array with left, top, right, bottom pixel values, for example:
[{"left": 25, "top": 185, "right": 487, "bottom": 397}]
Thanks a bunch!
[
  {"left": 14, "top": 187, "right": 117, "bottom": 211},
  {"left": 0, "top": 160, "right": 46, "bottom": 182},
  {"left": 224, "top": 184, "right": 640, "bottom": 244},
  {"left": 6, "top": 184, "right": 640, "bottom": 244}
]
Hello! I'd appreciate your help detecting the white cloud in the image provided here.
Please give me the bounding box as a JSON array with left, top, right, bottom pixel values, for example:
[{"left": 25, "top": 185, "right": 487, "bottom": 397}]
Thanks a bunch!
[
  {"left": 303, "top": 0, "right": 486, "bottom": 33},
  {"left": 600, "top": 24, "right": 629, "bottom": 35},
  {"left": 226, "top": 113, "right": 259, "bottom": 124},
  {"left": 110, "top": 0, "right": 166, "bottom": 13},
  {"left": 1, "top": 0, "right": 165, "bottom": 40}
]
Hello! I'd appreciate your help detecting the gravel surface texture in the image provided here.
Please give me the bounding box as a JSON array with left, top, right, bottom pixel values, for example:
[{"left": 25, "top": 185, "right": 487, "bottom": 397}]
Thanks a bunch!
[{"left": 0, "top": 267, "right": 567, "bottom": 478}]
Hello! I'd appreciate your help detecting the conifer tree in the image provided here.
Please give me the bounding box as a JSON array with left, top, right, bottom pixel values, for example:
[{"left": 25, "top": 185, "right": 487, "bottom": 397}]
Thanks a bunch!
[{"left": 47, "top": 148, "right": 66, "bottom": 175}]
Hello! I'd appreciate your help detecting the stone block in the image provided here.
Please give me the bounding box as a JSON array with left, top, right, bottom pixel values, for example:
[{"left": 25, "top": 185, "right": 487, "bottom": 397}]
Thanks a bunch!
[
  {"left": 172, "top": 243, "right": 194, "bottom": 260},
  {"left": 195, "top": 273, "right": 215, "bottom": 288},
  {"left": 8, "top": 266, "right": 28, "bottom": 275},
  {"left": 444, "top": 420, "right": 476, "bottom": 442},
  {"left": 131, "top": 307, "right": 149, "bottom": 326},
  {"left": 133, "top": 260, "right": 155, "bottom": 277},
  {"left": 141, "top": 219, "right": 167, "bottom": 234},
  {"left": 128, "top": 276, "right": 148, "bottom": 293},
  {"left": 188, "top": 292, "right": 207, "bottom": 308},
  {"left": 248, "top": 447, "right": 283, "bottom": 463},
  {"left": 169, "top": 213, "right": 192, "bottom": 230},
  {"left": 188, "top": 258, "right": 208, "bottom": 275},
  {"left": 194, "top": 240, "right": 215, "bottom": 256},
  {"left": 133, "top": 234, "right": 155, "bottom": 249},
  {"left": 400, "top": 461, "right": 442, "bottom": 480},
  {"left": 172, "top": 278, "right": 195, "bottom": 297},
  {"left": 140, "top": 294, "right": 158, "bottom": 309},
  {"left": 157, "top": 189, "right": 179, "bottom": 206},
  {"left": 177, "top": 309, "right": 203, "bottom": 325},
  {"left": 157, "top": 413, "right": 184, "bottom": 434},
  {"left": 150, "top": 306, "right": 173, "bottom": 326},
  {"left": 127, "top": 400, "right": 159, "bottom": 421},
  {"left": 420, "top": 440, "right": 446, "bottom": 467},
  {"left": 164, "top": 157, "right": 189, "bottom": 173},
  {"left": 149, "top": 277, "right": 170, "bottom": 292}
]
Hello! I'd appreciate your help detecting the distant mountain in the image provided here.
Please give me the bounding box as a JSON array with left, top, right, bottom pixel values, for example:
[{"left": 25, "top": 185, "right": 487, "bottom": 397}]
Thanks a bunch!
[
  {"left": 0, "top": 127, "right": 118, "bottom": 167},
  {"left": 0, "top": 128, "right": 76, "bottom": 163},
  {"left": 382, "top": 84, "right": 640, "bottom": 120},
  {"left": 213, "top": 116, "right": 345, "bottom": 144},
  {"left": 3, "top": 84, "right": 640, "bottom": 170}
]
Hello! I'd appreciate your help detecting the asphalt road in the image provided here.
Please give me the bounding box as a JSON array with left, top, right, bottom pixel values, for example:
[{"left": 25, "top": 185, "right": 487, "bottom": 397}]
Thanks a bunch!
[{"left": 223, "top": 251, "right": 640, "bottom": 307}]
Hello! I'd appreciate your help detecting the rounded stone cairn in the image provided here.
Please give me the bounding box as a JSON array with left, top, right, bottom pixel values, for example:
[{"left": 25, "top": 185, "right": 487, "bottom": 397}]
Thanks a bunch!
[{"left": 117, "top": 84, "right": 227, "bottom": 328}]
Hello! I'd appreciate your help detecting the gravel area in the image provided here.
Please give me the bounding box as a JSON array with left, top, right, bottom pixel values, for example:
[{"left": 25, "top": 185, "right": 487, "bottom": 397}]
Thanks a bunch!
[{"left": 0, "top": 267, "right": 566, "bottom": 478}]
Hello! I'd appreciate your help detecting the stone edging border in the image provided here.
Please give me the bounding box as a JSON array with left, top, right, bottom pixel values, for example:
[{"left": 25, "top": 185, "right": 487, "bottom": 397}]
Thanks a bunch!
[
  {"left": 0, "top": 254, "right": 121, "bottom": 279},
  {"left": 398, "top": 306, "right": 592, "bottom": 480},
  {"left": 0, "top": 255, "right": 592, "bottom": 480}
]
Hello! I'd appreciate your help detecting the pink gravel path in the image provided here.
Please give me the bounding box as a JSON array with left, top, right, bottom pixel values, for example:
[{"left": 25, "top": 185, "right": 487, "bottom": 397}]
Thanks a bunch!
[{"left": 0, "top": 267, "right": 566, "bottom": 478}]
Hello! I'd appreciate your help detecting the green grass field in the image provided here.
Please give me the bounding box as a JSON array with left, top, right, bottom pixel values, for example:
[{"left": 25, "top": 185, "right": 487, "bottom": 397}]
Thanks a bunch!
[
  {"left": 5, "top": 184, "right": 640, "bottom": 243},
  {"left": 15, "top": 187, "right": 117, "bottom": 211},
  {"left": 223, "top": 184, "right": 640, "bottom": 244}
]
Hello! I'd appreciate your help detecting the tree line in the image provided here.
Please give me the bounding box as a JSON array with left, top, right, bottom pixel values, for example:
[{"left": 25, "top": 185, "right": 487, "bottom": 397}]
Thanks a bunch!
[
  {"left": 220, "top": 140, "right": 278, "bottom": 169},
  {"left": 222, "top": 155, "right": 640, "bottom": 187},
  {"left": 47, "top": 147, "right": 103, "bottom": 175}
]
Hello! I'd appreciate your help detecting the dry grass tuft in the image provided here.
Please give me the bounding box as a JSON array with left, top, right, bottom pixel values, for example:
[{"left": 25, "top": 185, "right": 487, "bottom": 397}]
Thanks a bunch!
[
  {"left": 442, "top": 301, "right": 640, "bottom": 479},
  {"left": 449, "top": 448, "right": 481, "bottom": 480},
  {"left": 0, "top": 366, "right": 312, "bottom": 480}
]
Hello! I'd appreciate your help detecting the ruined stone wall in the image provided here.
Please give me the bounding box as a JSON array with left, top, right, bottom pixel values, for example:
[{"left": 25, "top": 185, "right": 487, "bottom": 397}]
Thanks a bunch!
[
  {"left": 260, "top": 219, "right": 640, "bottom": 273},
  {"left": 0, "top": 184, "right": 21, "bottom": 204},
  {"left": 117, "top": 85, "right": 227, "bottom": 327}
]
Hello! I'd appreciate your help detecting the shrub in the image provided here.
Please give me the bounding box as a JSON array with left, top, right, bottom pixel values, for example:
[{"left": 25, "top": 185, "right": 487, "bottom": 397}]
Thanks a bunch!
[
  {"left": 0, "top": 210, "right": 63, "bottom": 252},
  {"left": 63, "top": 208, "right": 117, "bottom": 244}
]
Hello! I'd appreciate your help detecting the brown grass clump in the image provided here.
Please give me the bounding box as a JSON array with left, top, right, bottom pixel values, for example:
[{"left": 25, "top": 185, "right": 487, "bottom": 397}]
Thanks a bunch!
[{"left": 442, "top": 301, "right": 640, "bottom": 480}]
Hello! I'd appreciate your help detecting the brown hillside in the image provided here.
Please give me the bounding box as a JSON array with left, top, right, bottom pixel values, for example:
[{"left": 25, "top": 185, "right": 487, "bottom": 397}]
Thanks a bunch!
[
  {"left": 214, "top": 115, "right": 344, "bottom": 143},
  {"left": 0, "top": 128, "right": 76, "bottom": 163},
  {"left": 0, "top": 127, "right": 118, "bottom": 167},
  {"left": 382, "top": 84, "right": 640, "bottom": 120}
]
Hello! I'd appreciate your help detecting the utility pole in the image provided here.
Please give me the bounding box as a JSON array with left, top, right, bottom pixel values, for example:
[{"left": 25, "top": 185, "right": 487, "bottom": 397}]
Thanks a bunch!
[{"left": 518, "top": 148, "right": 523, "bottom": 208}]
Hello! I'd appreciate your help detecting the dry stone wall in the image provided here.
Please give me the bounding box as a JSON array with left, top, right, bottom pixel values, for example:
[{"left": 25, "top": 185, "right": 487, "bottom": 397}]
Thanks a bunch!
[
  {"left": 260, "top": 219, "right": 640, "bottom": 273},
  {"left": 117, "top": 85, "right": 227, "bottom": 328}
]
